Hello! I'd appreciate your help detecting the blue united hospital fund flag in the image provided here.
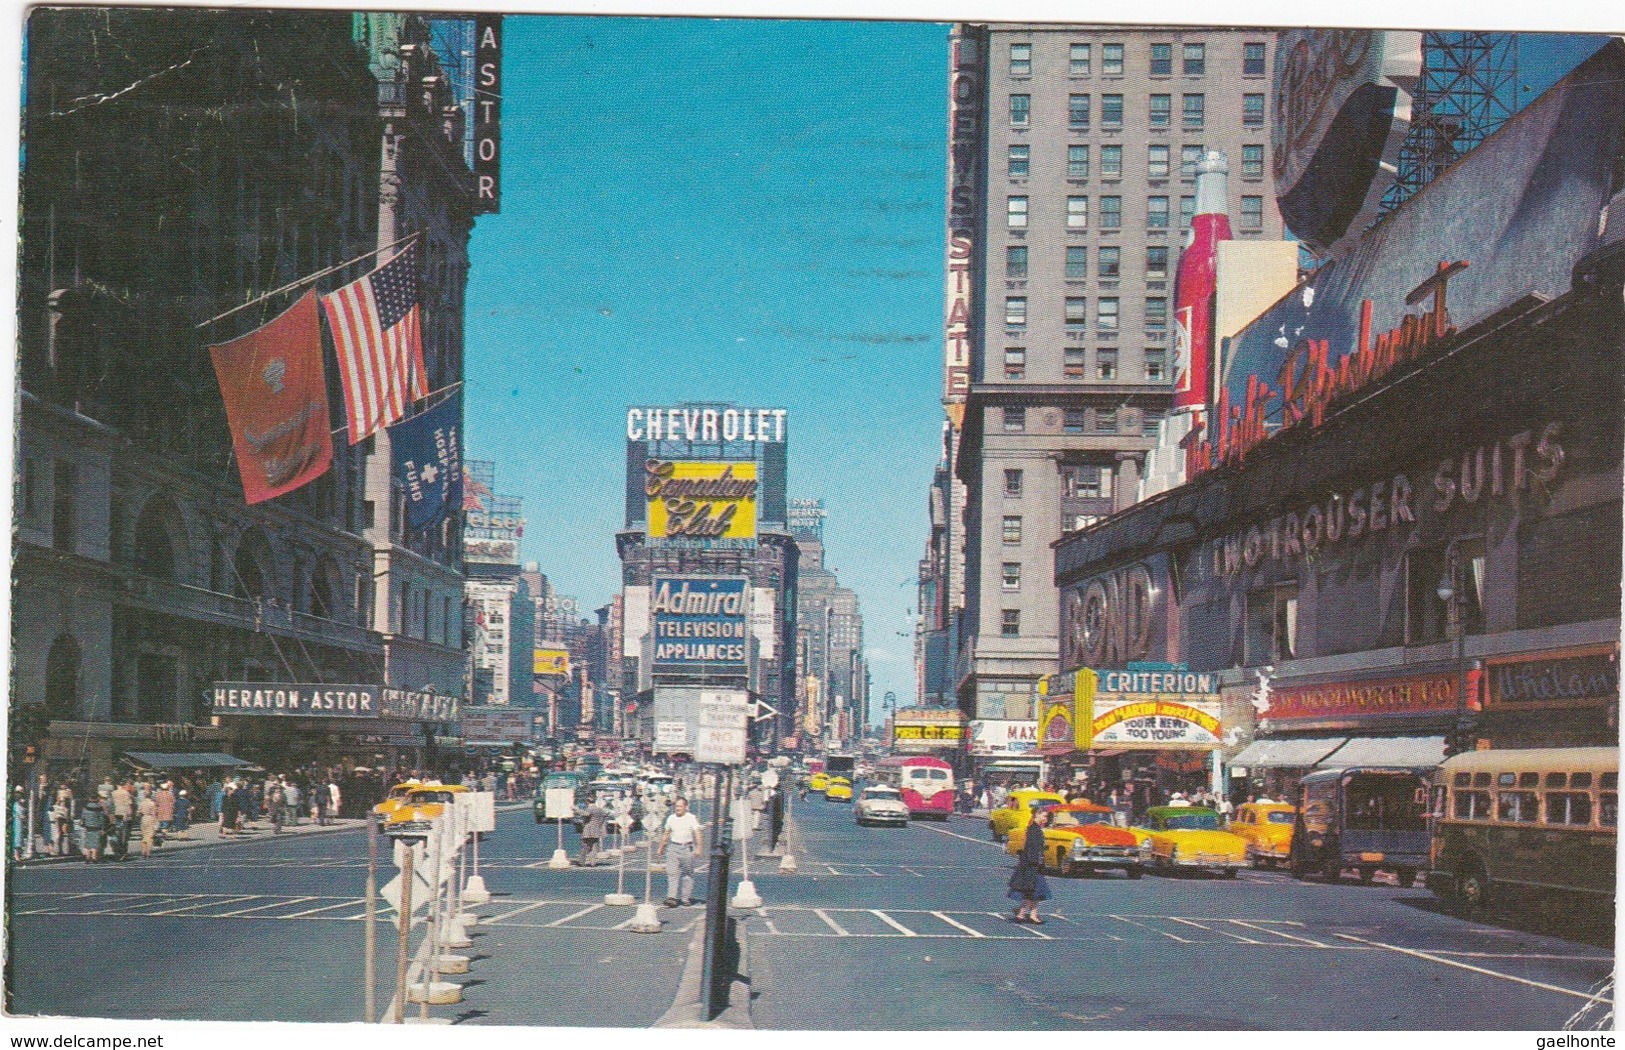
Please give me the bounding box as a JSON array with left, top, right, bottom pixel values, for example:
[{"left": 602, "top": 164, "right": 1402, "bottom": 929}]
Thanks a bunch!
[{"left": 390, "top": 391, "right": 462, "bottom": 531}]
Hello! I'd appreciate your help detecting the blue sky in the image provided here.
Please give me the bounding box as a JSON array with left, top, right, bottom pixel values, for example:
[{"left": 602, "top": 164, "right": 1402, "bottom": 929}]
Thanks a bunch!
[{"left": 464, "top": 16, "right": 951, "bottom": 720}]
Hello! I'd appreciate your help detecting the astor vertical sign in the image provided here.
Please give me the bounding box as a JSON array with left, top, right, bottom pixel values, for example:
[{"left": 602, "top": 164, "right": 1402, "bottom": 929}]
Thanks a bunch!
[{"left": 472, "top": 15, "right": 502, "bottom": 214}]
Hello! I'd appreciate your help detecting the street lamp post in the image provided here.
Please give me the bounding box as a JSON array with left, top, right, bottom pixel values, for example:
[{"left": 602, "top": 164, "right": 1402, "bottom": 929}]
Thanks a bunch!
[{"left": 1436, "top": 545, "right": 1473, "bottom": 757}]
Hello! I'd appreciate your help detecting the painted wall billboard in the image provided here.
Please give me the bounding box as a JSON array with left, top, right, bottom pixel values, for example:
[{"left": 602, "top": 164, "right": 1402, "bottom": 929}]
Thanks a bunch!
[
  {"left": 645, "top": 460, "right": 759, "bottom": 540},
  {"left": 651, "top": 577, "right": 749, "bottom": 674},
  {"left": 534, "top": 648, "right": 572, "bottom": 678},
  {"left": 1208, "top": 48, "right": 1625, "bottom": 477}
]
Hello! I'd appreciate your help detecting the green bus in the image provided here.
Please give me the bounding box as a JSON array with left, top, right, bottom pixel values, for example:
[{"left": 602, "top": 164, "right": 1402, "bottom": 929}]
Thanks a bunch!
[{"left": 1426, "top": 746, "right": 1617, "bottom": 916}]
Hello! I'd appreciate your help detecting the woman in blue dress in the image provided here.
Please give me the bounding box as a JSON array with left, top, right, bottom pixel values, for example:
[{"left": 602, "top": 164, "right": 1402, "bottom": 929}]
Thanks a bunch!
[{"left": 1007, "top": 804, "right": 1053, "bottom": 924}]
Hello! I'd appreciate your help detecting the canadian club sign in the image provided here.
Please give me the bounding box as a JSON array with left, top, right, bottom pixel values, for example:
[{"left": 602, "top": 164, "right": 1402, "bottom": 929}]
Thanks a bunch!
[{"left": 645, "top": 460, "right": 759, "bottom": 539}]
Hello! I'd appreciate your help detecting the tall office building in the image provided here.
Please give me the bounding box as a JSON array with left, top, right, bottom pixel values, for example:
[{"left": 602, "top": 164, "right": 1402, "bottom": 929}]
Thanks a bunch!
[
  {"left": 944, "top": 25, "right": 1287, "bottom": 725},
  {"left": 790, "top": 501, "right": 867, "bottom": 749}
]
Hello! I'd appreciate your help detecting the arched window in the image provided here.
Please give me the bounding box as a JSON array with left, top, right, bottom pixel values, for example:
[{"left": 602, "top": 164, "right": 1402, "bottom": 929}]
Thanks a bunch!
[
  {"left": 132, "top": 495, "right": 181, "bottom": 580},
  {"left": 44, "top": 633, "right": 81, "bottom": 719},
  {"left": 233, "top": 529, "right": 275, "bottom": 601}
]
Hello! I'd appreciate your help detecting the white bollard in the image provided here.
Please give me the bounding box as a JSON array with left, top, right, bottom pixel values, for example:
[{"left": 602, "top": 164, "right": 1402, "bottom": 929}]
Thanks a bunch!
[
  {"left": 628, "top": 838, "right": 663, "bottom": 934},
  {"left": 605, "top": 827, "right": 635, "bottom": 906}
]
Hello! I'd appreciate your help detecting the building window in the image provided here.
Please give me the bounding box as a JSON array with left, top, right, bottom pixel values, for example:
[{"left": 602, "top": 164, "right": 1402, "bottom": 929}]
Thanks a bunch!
[
  {"left": 1406, "top": 540, "right": 1486, "bottom": 644},
  {"left": 1007, "top": 143, "right": 1030, "bottom": 177},
  {"left": 1068, "top": 466, "right": 1113, "bottom": 498},
  {"left": 1145, "top": 245, "right": 1169, "bottom": 279},
  {"left": 1069, "top": 93, "right": 1091, "bottom": 130},
  {"left": 1066, "top": 196, "right": 1089, "bottom": 229},
  {"left": 1150, "top": 43, "right": 1172, "bottom": 76},
  {"left": 1001, "top": 609, "right": 1021, "bottom": 638},
  {"left": 1246, "top": 585, "right": 1299, "bottom": 664},
  {"left": 1102, "top": 43, "right": 1124, "bottom": 75},
  {"left": 1182, "top": 144, "right": 1205, "bottom": 177},
  {"left": 1099, "top": 245, "right": 1121, "bottom": 278},
  {"left": 1241, "top": 195, "right": 1264, "bottom": 229},
  {"left": 1006, "top": 245, "right": 1028, "bottom": 278},
  {"left": 1148, "top": 144, "right": 1171, "bottom": 178},
  {"left": 1064, "top": 347, "right": 1086, "bottom": 378},
  {"left": 1100, "top": 145, "right": 1123, "bottom": 178},
  {"left": 1007, "top": 195, "right": 1028, "bottom": 229},
  {"left": 1243, "top": 93, "right": 1265, "bottom": 126},
  {"left": 1242, "top": 144, "right": 1264, "bottom": 179},
  {"left": 1244, "top": 41, "right": 1267, "bottom": 76},
  {"left": 1183, "top": 42, "right": 1206, "bottom": 75},
  {"left": 1003, "top": 406, "right": 1026, "bottom": 432},
  {"left": 1098, "top": 297, "right": 1119, "bottom": 330},
  {"left": 52, "top": 460, "right": 77, "bottom": 552},
  {"left": 1004, "top": 468, "right": 1024, "bottom": 496},
  {"left": 1067, "top": 144, "right": 1089, "bottom": 179},
  {"left": 1065, "top": 245, "right": 1088, "bottom": 279},
  {"left": 1180, "top": 195, "right": 1196, "bottom": 229},
  {"left": 1096, "top": 350, "right": 1118, "bottom": 380},
  {"left": 1002, "top": 515, "right": 1023, "bottom": 544},
  {"left": 1147, "top": 195, "right": 1170, "bottom": 228},
  {"left": 1102, "top": 93, "right": 1124, "bottom": 128},
  {"left": 1065, "top": 297, "right": 1088, "bottom": 326},
  {"left": 1145, "top": 296, "right": 1168, "bottom": 330},
  {"left": 1003, "top": 346, "right": 1026, "bottom": 379},
  {"left": 1149, "top": 94, "right": 1171, "bottom": 129},
  {"left": 1070, "top": 43, "right": 1091, "bottom": 75},
  {"left": 1142, "top": 407, "right": 1165, "bottom": 434},
  {"left": 1063, "top": 408, "right": 1086, "bottom": 433},
  {"left": 1100, "top": 196, "right": 1121, "bottom": 229},
  {"left": 1010, "top": 94, "right": 1030, "bottom": 128},
  {"left": 1145, "top": 351, "right": 1166, "bottom": 381},
  {"left": 1183, "top": 93, "right": 1205, "bottom": 129},
  {"left": 1095, "top": 408, "right": 1118, "bottom": 431},
  {"left": 1002, "top": 562, "right": 1022, "bottom": 591},
  {"left": 1005, "top": 296, "right": 1027, "bottom": 326},
  {"left": 1009, "top": 42, "right": 1032, "bottom": 75}
]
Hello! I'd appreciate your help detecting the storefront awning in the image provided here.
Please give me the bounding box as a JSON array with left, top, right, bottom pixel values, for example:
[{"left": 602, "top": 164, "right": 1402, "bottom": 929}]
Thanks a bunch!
[
  {"left": 1228, "top": 738, "right": 1348, "bottom": 769},
  {"left": 1315, "top": 736, "right": 1445, "bottom": 769},
  {"left": 122, "top": 751, "right": 251, "bottom": 770}
]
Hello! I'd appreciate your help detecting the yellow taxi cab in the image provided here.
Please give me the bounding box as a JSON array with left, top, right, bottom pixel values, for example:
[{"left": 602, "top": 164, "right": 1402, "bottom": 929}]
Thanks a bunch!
[
  {"left": 825, "top": 776, "right": 853, "bottom": 802},
  {"left": 372, "top": 779, "right": 427, "bottom": 819},
  {"left": 382, "top": 783, "right": 470, "bottom": 837},
  {"left": 988, "top": 789, "right": 1066, "bottom": 842},
  {"left": 1134, "top": 806, "right": 1250, "bottom": 877},
  {"left": 1007, "top": 800, "right": 1151, "bottom": 878},
  {"left": 809, "top": 771, "right": 830, "bottom": 792},
  {"left": 1230, "top": 801, "right": 1297, "bottom": 869}
]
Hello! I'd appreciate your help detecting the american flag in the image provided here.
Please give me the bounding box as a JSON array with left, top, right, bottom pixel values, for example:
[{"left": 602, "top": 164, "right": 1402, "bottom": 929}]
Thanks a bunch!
[{"left": 321, "top": 245, "right": 429, "bottom": 444}]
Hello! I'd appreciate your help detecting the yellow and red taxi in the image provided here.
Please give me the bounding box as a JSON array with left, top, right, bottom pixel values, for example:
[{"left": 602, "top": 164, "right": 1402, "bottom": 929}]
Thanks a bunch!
[
  {"left": 1230, "top": 801, "right": 1297, "bottom": 869},
  {"left": 808, "top": 771, "right": 830, "bottom": 792},
  {"left": 1007, "top": 800, "right": 1151, "bottom": 878},
  {"left": 988, "top": 789, "right": 1066, "bottom": 842},
  {"left": 382, "top": 783, "right": 470, "bottom": 837},
  {"left": 1135, "top": 806, "right": 1250, "bottom": 876},
  {"left": 824, "top": 775, "right": 853, "bottom": 802}
]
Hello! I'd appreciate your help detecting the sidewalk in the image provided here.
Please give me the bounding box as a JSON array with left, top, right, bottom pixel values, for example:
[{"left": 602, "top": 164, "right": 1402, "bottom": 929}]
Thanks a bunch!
[{"left": 14, "top": 799, "right": 536, "bottom": 867}]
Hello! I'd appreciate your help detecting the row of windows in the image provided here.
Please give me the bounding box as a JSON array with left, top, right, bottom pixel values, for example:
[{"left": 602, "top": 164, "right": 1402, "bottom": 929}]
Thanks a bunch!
[
  {"left": 1002, "top": 346, "right": 1167, "bottom": 383},
  {"left": 1009, "top": 92, "right": 1265, "bottom": 131},
  {"left": 1009, "top": 41, "right": 1267, "bottom": 79},
  {"left": 1445, "top": 771, "right": 1618, "bottom": 827},
  {"left": 1003, "top": 294, "right": 1177, "bottom": 332},
  {"left": 1008, "top": 244, "right": 1173, "bottom": 281},
  {"left": 997, "top": 405, "right": 1161, "bottom": 434},
  {"left": 1002, "top": 464, "right": 1125, "bottom": 500},
  {"left": 1009, "top": 143, "right": 1265, "bottom": 180},
  {"left": 1007, "top": 194, "right": 1265, "bottom": 230}
]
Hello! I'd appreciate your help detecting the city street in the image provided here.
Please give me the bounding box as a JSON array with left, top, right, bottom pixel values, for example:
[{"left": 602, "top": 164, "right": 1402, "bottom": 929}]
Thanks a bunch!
[{"left": 8, "top": 791, "right": 1613, "bottom": 1029}]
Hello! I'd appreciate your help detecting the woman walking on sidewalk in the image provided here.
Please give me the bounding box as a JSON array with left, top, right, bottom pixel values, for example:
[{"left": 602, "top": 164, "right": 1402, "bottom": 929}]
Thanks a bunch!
[
  {"left": 138, "top": 794, "right": 158, "bottom": 858},
  {"left": 1007, "top": 805, "right": 1052, "bottom": 924}
]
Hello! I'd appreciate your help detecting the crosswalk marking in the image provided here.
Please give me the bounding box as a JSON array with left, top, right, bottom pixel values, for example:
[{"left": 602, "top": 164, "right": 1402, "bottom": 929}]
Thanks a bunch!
[
  {"left": 486, "top": 900, "right": 558, "bottom": 922},
  {"left": 1110, "top": 914, "right": 1192, "bottom": 943},
  {"left": 214, "top": 897, "right": 318, "bottom": 917},
  {"left": 899, "top": 866, "right": 925, "bottom": 877},
  {"left": 931, "top": 911, "right": 985, "bottom": 937},
  {"left": 281, "top": 899, "right": 365, "bottom": 918},
  {"left": 871, "top": 909, "right": 916, "bottom": 936},
  {"left": 1167, "top": 917, "right": 1261, "bottom": 943},
  {"left": 994, "top": 912, "right": 1053, "bottom": 939},
  {"left": 145, "top": 895, "right": 256, "bottom": 916},
  {"left": 814, "top": 909, "right": 849, "bottom": 935},
  {"left": 547, "top": 903, "right": 603, "bottom": 927},
  {"left": 1227, "top": 919, "right": 1330, "bottom": 948}
]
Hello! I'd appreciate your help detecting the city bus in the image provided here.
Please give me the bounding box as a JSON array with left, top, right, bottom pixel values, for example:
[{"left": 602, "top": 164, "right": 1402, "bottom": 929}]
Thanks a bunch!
[
  {"left": 873, "top": 755, "right": 955, "bottom": 820},
  {"left": 1425, "top": 746, "right": 1617, "bottom": 916}
]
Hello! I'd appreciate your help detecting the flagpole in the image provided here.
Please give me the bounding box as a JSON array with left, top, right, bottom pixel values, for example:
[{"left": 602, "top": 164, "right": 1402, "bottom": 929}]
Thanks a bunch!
[
  {"left": 325, "top": 381, "right": 464, "bottom": 439},
  {"left": 196, "top": 231, "right": 421, "bottom": 331}
]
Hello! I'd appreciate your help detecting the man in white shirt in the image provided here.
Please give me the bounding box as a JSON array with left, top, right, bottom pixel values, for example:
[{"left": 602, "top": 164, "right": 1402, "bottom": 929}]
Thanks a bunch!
[{"left": 656, "top": 796, "right": 705, "bottom": 907}]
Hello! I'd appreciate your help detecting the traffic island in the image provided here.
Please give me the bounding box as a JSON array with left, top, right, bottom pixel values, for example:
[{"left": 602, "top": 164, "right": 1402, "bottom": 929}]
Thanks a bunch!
[{"left": 654, "top": 918, "right": 753, "bottom": 1029}]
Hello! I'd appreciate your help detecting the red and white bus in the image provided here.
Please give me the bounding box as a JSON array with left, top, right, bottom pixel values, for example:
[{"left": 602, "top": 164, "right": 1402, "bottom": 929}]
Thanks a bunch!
[{"left": 874, "top": 756, "right": 955, "bottom": 820}]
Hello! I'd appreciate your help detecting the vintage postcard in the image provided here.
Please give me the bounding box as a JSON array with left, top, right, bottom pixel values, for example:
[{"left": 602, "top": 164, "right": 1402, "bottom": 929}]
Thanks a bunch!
[{"left": 4, "top": 3, "right": 1619, "bottom": 1043}]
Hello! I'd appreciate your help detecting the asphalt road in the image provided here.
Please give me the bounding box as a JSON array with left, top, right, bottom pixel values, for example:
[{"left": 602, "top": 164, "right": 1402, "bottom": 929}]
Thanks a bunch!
[
  {"left": 7, "top": 790, "right": 1615, "bottom": 1030},
  {"left": 742, "top": 792, "right": 1615, "bottom": 1030}
]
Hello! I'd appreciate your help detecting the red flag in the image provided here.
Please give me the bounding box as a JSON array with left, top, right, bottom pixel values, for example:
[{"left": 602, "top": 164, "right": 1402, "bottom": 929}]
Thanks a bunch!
[
  {"left": 208, "top": 291, "right": 333, "bottom": 505},
  {"left": 320, "top": 245, "right": 428, "bottom": 444}
]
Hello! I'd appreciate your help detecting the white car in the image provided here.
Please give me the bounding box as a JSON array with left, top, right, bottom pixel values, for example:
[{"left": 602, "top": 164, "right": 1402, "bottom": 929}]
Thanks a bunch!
[{"left": 855, "top": 786, "right": 910, "bottom": 827}]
